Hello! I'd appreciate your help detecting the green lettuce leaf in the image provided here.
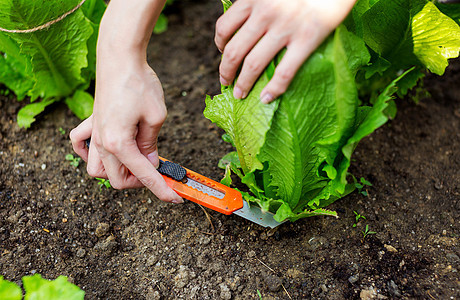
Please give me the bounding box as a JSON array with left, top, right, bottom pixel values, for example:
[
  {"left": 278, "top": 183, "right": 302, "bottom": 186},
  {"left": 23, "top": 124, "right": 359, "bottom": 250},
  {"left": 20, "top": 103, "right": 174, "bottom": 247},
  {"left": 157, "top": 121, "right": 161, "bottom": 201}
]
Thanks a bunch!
[
  {"left": 204, "top": 73, "right": 278, "bottom": 175},
  {"left": 23, "top": 274, "right": 84, "bottom": 300},
  {"left": 0, "top": 276, "right": 21, "bottom": 300},
  {"left": 436, "top": 2, "right": 460, "bottom": 25},
  {"left": 17, "top": 98, "right": 56, "bottom": 129},
  {"left": 65, "top": 90, "right": 93, "bottom": 120},
  {"left": 411, "top": 1, "right": 460, "bottom": 75},
  {"left": 0, "top": 0, "right": 94, "bottom": 101},
  {"left": 80, "top": 0, "right": 107, "bottom": 81},
  {"left": 359, "top": 0, "right": 460, "bottom": 75},
  {"left": 0, "top": 0, "right": 103, "bottom": 128},
  {"left": 153, "top": 14, "right": 169, "bottom": 34},
  {"left": 260, "top": 26, "right": 370, "bottom": 212},
  {"left": 0, "top": 32, "right": 33, "bottom": 100}
]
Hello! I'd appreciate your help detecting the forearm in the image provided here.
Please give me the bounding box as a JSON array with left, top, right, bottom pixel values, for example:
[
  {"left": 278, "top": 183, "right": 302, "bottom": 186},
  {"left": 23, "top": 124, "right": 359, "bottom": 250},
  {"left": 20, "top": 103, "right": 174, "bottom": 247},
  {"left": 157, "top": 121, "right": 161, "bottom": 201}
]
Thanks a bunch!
[{"left": 97, "top": 0, "right": 167, "bottom": 60}]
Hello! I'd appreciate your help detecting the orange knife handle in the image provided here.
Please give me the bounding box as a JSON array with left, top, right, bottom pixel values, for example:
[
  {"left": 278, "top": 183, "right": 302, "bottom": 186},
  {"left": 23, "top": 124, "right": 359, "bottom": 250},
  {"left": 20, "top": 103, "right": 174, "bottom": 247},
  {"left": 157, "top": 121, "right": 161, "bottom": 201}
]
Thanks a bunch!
[{"left": 159, "top": 157, "right": 243, "bottom": 215}]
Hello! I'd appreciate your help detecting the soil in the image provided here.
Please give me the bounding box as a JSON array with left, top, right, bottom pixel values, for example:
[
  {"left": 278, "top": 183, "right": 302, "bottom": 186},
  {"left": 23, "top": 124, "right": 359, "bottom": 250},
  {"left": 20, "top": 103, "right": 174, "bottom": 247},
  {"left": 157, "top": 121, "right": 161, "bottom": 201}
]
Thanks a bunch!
[{"left": 1, "top": 0, "right": 459, "bottom": 299}]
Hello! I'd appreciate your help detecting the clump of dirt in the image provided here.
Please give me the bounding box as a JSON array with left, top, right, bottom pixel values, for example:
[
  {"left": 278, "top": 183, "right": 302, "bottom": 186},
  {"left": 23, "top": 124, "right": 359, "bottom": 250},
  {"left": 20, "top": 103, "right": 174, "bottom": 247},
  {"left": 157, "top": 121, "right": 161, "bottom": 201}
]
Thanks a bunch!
[{"left": 1, "top": 0, "right": 458, "bottom": 299}]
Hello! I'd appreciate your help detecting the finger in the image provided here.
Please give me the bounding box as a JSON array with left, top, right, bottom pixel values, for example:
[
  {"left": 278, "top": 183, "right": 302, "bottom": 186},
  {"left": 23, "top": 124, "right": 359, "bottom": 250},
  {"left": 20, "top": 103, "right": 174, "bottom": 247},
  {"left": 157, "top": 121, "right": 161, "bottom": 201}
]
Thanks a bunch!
[
  {"left": 117, "top": 141, "right": 183, "bottom": 204},
  {"left": 260, "top": 40, "right": 319, "bottom": 104},
  {"left": 214, "top": 0, "right": 252, "bottom": 53},
  {"left": 233, "top": 32, "right": 286, "bottom": 99},
  {"left": 100, "top": 153, "right": 144, "bottom": 189},
  {"left": 70, "top": 116, "right": 93, "bottom": 162},
  {"left": 137, "top": 119, "right": 164, "bottom": 169},
  {"left": 86, "top": 133, "right": 108, "bottom": 179},
  {"left": 219, "top": 15, "right": 269, "bottom": 88}
]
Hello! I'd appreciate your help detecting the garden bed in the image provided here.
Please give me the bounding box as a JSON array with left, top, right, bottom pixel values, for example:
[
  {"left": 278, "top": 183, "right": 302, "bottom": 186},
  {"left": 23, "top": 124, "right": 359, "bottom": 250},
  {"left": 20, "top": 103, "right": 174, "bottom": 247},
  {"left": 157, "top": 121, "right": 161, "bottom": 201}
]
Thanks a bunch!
[{"left": 0, "top": 0, "right": 459, "bottom": 299}]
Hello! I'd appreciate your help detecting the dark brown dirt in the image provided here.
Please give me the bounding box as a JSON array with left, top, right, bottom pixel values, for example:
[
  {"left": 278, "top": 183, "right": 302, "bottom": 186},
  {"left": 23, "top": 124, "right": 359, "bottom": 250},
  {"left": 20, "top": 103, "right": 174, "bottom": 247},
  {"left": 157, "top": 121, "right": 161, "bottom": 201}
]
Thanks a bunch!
[{"left": 1, "top": 0, "right": 459, "bottom": 299}]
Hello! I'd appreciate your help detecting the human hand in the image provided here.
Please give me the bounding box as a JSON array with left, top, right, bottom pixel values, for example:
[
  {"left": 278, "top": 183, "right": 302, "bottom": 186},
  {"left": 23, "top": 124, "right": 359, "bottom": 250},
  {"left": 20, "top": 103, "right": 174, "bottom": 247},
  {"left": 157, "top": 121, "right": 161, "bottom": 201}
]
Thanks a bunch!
[
  {"left": 70, "top": 0, "right": 182, "bottom": 204},
  {"left": 70, "top": 59, "right": 183, "bottom": 204},
  {"left": 215, "top": 0, "right": 356, "bottom": 103}
]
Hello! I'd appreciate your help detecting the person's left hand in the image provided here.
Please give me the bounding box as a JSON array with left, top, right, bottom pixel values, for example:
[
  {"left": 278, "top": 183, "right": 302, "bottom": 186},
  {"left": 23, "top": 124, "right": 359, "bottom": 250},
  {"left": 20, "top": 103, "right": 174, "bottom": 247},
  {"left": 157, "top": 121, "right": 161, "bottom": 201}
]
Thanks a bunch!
[{"left": 215, "top": 0, "right": 356, "bottom": 103}]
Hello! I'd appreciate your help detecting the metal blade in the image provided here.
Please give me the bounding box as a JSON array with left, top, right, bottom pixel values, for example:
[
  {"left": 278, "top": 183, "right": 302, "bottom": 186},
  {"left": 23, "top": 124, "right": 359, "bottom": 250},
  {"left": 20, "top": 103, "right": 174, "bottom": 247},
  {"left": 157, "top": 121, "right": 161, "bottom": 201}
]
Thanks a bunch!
[
  {"left": 233, "top": 201, "right": 286, "bottom": 228},
  {"left": 185, "top": 176, "right": 285, "bottom": 228},
  {"left": 185, "top": 177, "right": 225, "bottom": 199}
]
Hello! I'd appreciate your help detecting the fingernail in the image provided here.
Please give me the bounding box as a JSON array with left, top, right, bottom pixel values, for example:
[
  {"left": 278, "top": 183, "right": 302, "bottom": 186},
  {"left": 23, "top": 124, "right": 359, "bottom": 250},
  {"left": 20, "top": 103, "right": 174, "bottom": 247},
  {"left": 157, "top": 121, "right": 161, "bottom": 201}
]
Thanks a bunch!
[
  {"left": 172, "top": 197, "right": 184, "bottom": 204},
  {"left": 234, "top": 87, "right": 243, "bottom": 99},
  {"left": 260, "top": 92, "right": 274, "bottom": 104},
  {"left": 147, "top": 151, "right": 159, "bottom": 168},
  {"left": 220, "top": 75, "right": 229, "bottom": 86}
]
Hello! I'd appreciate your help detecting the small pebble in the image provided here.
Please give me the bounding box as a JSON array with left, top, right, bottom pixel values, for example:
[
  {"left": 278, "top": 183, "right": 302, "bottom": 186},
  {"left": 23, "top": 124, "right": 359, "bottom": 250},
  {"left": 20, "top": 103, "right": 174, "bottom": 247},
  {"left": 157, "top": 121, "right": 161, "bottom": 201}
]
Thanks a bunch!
[
  {"left": 348, "top": 274, "right": 359, "bottom": 284},
  {"left": 95, "top": 223, "right": 110, "bottom": 237},
  {"left": 384, "top": 244, "right": 398, "bottom": 253},
  {"left": 41, "top": 164, "right": 46, "bottom": 170},
  {"left": 76, "top": 248, "right": 86, "bottom": 258}
]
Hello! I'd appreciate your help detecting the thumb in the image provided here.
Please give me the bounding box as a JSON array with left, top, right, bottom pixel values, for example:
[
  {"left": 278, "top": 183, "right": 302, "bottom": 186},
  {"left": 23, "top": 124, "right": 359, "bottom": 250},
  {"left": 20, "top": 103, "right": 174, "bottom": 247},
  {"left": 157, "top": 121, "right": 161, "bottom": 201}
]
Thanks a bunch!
[{"left": 137, "top": 121, "right": 161, "bottom": 168}]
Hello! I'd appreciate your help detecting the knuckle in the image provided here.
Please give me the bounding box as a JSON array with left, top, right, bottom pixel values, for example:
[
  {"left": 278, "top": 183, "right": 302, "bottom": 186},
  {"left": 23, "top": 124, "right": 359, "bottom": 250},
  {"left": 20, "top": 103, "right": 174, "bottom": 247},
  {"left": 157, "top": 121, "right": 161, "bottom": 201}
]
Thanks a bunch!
[
  {"left": 276, "top": 67, "right": 295, "bottom": 83},
  {"left": 146, "top": 111, "right": 166, "bottom": 128},
  {"left": 215, "top": 18, "right": 228, "bottom": 40},
  {"left": 69, "top": 129, "right": 76, "bottom": 141},
  {"left": 109, "top": 180, "right": 123, "bottom": 190},
  {"left": 223, "top": 47, "right": 240, "bottom": 65},
  {"left": 274, "top": 83, "right": 288, "bottom": 95},
  {"left": 257, "top": 10, "right": 272, "bottom": 22},
  {"left": 156, "top": 106, "right": 168, "bottom": 123},
  {"left": 87, "top": 165, "right": 99, "bottom": 178},
  {"left": 137, "top": 175, "right": 158, "bottom": 191},
  {"left": 101, "top": 134, "right": 121, "bottom": 154},
  {"left": 244, "top": 58, "right": 262, "bottom": 74}
]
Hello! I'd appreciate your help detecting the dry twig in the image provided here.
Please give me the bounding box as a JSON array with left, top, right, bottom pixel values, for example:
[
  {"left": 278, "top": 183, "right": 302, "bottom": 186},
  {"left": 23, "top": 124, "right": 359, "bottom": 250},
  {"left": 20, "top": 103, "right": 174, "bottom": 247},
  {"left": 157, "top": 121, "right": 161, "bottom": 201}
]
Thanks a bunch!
[
  {"left": 199, "top": 204, "right": 215, "bottom": 231},
  {"left": 255, "top": 258, "right": 292, "bottom": 299}
]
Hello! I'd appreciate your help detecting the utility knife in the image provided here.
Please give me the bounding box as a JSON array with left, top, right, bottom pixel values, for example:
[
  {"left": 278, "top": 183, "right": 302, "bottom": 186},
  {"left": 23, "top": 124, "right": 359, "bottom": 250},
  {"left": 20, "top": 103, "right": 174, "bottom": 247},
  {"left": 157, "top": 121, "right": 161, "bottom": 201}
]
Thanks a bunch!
[
  {"left": 157, "top": 157, "right": 284, "bottom": 228},
  {"left": 84, "top": 139, "right": 283, "bottom": 228}
]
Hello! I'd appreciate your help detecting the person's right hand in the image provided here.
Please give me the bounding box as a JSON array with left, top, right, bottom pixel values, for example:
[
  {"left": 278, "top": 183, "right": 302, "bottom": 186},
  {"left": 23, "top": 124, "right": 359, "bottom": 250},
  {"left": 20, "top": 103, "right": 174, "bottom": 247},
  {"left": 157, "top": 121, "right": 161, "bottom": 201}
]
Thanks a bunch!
[
  {"left": 70, "top": 59, "right": 183, "bottom": 204},
  {"left": 70, "top": 0, "right": 182, "bottom": 204}
]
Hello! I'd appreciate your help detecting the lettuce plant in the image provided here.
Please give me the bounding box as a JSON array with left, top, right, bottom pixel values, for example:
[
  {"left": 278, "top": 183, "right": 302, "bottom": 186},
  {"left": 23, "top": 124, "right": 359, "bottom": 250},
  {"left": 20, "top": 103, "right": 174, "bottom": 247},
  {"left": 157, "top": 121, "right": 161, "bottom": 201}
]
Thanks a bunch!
[
  {"left": 205, "top": 0, "right": 460, "bottom": 222},
  {"left": 154, "top": 0, "right": 178, "bottom": 34},
  {"left": 0, "top": 274, "right": 84, "bottom": 300},
  {"left": 0, "top": 0, "right": 106, "bottom": 128}
]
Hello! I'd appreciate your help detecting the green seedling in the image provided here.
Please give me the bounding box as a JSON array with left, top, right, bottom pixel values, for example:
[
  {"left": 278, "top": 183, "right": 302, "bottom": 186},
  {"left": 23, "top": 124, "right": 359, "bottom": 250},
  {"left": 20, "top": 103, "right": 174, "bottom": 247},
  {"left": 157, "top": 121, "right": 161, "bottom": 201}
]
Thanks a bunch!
[
  {"left": 0, "top": 89, "right": 10, "bottom": 96},
  {"left": 58, "top": 127, "right": 65, "bottom": 135},
  {"left": 355, "top": 177, "right": 372, "bottom": 197},
  {"left": 361, "top": 224, "right": 376, "bottom": 243},
  {"left": 257, "top": 289, "right": 263, "bottom": 300},
  {"left": 353, "top": 211, "right": 366, "bottom": 227},
  {"left": 65, "top": 154, "right": 81, "bottom": 167},
  {"left": 96, "top": 178, "right": 111, "bottom": 189}
]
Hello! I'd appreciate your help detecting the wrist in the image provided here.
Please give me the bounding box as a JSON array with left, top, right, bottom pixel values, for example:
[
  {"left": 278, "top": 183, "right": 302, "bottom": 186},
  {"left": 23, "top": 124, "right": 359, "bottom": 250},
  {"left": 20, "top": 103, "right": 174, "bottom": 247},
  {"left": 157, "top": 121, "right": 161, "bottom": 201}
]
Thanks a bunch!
[{"left": 96, "top": 0, "right": 167, "bottom": 61}]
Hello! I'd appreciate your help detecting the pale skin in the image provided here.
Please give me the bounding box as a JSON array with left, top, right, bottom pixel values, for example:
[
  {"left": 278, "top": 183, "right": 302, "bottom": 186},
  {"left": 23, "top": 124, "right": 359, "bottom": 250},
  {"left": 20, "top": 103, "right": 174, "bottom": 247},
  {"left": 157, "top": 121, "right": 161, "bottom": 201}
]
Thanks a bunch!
[{"left": 70, "top": 0, "right": 356, "bottom": 204}]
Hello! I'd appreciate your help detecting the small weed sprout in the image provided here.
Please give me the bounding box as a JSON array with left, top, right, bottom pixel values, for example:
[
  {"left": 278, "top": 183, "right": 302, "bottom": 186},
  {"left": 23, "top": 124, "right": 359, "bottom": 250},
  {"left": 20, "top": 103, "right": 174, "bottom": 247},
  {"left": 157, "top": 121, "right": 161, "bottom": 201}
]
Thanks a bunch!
[
  {"left": 362, "top": 224, "right": 376, "bottom": 243},
  {"left": 96, "top": 178, "right": 111, "bottom": 189},
  {"left": 353, "top": 211, "right": 366, "bottom": 227},
  {"left": 0, "top": 89, "right": 10, "bottom": 96},
  {"left": 65, "top": 154, "right": 81, "bottom": 167},
  {"left": 58, "top": 127, "right": 66, "bottom": 135},
  {"left": 257, "top": 289, "right": 263, "bottom": 300},
  {"left": 355, "top": 177, "right": 372, "bottom": 196}
]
